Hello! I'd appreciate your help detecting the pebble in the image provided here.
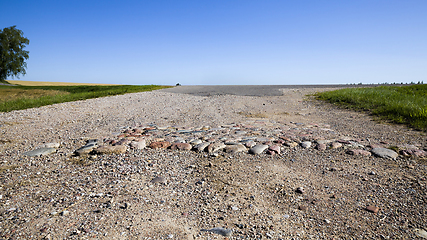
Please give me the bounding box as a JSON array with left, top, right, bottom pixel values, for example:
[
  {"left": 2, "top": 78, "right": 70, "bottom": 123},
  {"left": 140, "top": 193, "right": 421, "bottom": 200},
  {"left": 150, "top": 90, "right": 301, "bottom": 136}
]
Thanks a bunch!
[
  {"left": 414, "top": 228, "right": 427, "bottom": 239},
  {"left": 347, "top": 149, "right": 372, "bottom": 156},
  {"left": 249, "top": 144, "right": 269, "bottom": 155},
  {"left": 74, "top": 143, "right": 98, "bottom": 156},
  {"left": 300, "top": 141, "right": 312, "bottom": 149},
  {"left": 207, "top": 142, "right": 226, "bottom": 153},
  {"left": 23, "top": 147, "right": 57, "bottom": 157},
  {"left": 149, "top": 141, "right": 171, "bottom": 149},
  {"left": 150, "top": 176, "right": 167, "bottom": 184},
  {"left": 194, "top": 142, "right": 210, "bottom": 152},
  {"left": 129, "top": 140, "right": 146, "bottom": 150},
  {"left": 170, "top": 143, "right": 192, "bottom": 151},
  {"left": 201, "top": 227, "right": 232, "bottom": 237},
  {"left": 224, "top": 144, "right": 247, "bottom": 154},
  {"left": 296, "top": 187, "right": 305, "bottom": 194},
  {"left": 371, "top": 148, "right": 398, "bottom": 160},
  {"left": 365, "top": 205, "right": 380, "bottom": 213},
  {"left": 268, "top": 145, "right": 281, "bottom": 154},
  {"left": 330, "top": 142, "right": 342, "bottom": 149}
]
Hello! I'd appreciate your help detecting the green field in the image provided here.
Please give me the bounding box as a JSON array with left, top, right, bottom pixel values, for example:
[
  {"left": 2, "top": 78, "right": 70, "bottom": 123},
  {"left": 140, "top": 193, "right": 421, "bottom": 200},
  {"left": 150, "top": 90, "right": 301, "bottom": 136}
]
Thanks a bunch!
[
  {"left": 0, "top": 82, "right": 171, "bottom": 112},
  {"left": 315, "top": 84, "right": 427, "bottom": 131}
]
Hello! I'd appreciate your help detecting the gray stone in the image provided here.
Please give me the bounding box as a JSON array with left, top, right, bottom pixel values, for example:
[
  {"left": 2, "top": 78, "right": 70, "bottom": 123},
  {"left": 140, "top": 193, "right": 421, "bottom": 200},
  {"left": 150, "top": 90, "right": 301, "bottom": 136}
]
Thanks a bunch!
[
  {"left": 371, "top": 148, "right": 398, "bottom": 160},
  {"left": 24, "top": 148, "right": 56, "bottom": 157},
  {"left": 130, "top": 140, "right": 146, "bottom": 150},
  {"left": 74, "top": 143, "right": 98, "bottom": 156},
  {"left": 249, "top": 144, "right": 268, "bottom": 155},
  {"left": 194, "top": 142, "right": 210, "bottom": 152},
  {"left": 150, "top": 176, "right": 166, "bottom": 184},
  {"left": 414, "top": 228, "right": 427, "bottom": 239},
  {"left": 201, "top": 227, "right": 232, "bottom": 237},
  {"left": 207, "top": 142, "right": 226, "bottom": 153},
  {"left": 300, "top": 141, "right": 312, "bottom": 149},
  {"left": 190, "top": 139, "right": 202, "bottom": 145}
]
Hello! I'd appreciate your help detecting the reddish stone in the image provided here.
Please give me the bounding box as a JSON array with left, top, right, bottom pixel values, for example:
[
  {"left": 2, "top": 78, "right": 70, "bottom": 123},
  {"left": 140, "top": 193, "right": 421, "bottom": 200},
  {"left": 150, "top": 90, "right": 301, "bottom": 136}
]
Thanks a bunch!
[
  {"left": 347, "top": 149, "right": 371, "bottom": 156},
  {"left": 149, "top": 141, "right": 171, "bottom": 149},
  {"left": 266, "top": 150, "right": 275, "bottom": 156},
  {"left": 365, "top": 205, "right": 379, "bottom": 213},
  {"left": 268, "top": 145, "right": 281, "bottom": 154},
  {"left": 170, "top": 143, "right": 192, "bottom": 151},
  {"left": 400, "top": 149, "right": 427, "bottom": 158}
]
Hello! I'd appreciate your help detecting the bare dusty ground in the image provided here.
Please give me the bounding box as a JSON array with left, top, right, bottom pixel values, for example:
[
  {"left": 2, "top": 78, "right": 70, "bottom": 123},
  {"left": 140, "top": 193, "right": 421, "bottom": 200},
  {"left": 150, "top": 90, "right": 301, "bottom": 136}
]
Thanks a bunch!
[{"left": 0, "top": 87, "right": 426, "bottom": 239}]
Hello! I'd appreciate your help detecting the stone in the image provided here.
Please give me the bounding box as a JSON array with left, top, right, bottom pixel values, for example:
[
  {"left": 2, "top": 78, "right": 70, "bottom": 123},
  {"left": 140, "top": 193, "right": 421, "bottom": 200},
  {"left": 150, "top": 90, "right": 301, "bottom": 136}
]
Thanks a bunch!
[
  {"left": 190, "top": 139, "right": 202, "bottom": 145},
  {"left": 24, "top": 148, "right": 56, "bottom": 157},
  {"left": 170, "top": 143, "right": 192, "bottom": 151},
  {"left": 400, "top": 149, "right": 427, "bottom": 158},
  {"left": 330, "top": 142, "right": 342, "bottom": 149},
  {"left": 316, "top": 143, "right": 327, "bottom": 151},
  {"left": 347, "top": 149, "right": 372, "bottom": 156},
  {"left": 249, "top": 144, "right": 268, "bottom": 154},
  {"left": 92, "top": 145, "right": 127, "bottom": 155},
  {"left": 414, "top": 228, "right": 427, "bottom": 239},
  {"left": 298, "top": 205, "right": 307, "bottom": 211},
  {"left": 268, "top": 145, "right": 281, "bottom": 154},
  {"left": 201, "top": 227, "right": 232, "bottom": 237},
  {"left": 74, "top": 143, "right": 98, "bottom": 156},
  {"left": 296, "top": 187, "right": 304, "bottom": 194},
  {"left": 371, "top": 148, "right": 398, "bottom": 160},
  {"left": 149, "top": 141, "right": 171, "bottom": 149},
  {"left": 300, "top": 141, "right": 312, "bottom": 149},
  {"left": 224, "top": 144, "right": 247, "bottom": 154},
  {"left": 284, "top": 142, "right": 298, "bottom": 148},
  {"left": 150, "top": 176, "right": 166, "bottom": 184},
  {"left": 365, "top": 205, "right": 379, "bottom": 213},
  {"left": 243, "top": 140, "right": 256, "bottom": 148},
  {"left": 130, "top": 139, "right": 146, "bottom": 149},
  {"left": 194, "top": 142, "right": 210, "bottom": 152},
  {"left": 207, "top": 142, "right": 226, "bottom": 153}
]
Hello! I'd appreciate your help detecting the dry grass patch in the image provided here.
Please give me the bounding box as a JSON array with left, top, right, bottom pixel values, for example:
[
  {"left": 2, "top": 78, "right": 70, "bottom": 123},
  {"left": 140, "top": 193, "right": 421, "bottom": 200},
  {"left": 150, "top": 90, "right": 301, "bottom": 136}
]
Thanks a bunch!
[
  {"left": 0, "top": 88, "right": 68, "bottom": 101},
  {"left": 7, "top": 80, "right": 117, "bottom": 86}
]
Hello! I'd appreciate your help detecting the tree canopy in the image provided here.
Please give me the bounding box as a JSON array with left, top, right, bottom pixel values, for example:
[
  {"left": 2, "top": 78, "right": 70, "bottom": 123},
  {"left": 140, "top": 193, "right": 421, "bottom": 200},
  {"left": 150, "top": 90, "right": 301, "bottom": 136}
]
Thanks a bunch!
[{"left": 0, "top": 26, "right": 30, "bottom": 83}]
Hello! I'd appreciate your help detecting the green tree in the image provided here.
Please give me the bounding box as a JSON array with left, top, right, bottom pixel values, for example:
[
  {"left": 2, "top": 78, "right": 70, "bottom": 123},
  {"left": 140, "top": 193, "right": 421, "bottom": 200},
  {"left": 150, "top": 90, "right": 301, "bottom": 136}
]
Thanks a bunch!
[{"left": 0, "top": 26, "right": 30, "bottom": 83}]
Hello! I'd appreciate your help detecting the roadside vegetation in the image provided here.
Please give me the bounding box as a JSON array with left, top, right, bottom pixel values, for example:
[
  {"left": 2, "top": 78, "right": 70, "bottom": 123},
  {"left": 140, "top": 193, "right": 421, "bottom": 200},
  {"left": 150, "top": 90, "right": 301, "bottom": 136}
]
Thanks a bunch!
[
  {"left": 0, "top": 83, "right": 171, "bottom": 112},
  {"left": 315, "top": 84, "right": 427, "bottom": 131}
]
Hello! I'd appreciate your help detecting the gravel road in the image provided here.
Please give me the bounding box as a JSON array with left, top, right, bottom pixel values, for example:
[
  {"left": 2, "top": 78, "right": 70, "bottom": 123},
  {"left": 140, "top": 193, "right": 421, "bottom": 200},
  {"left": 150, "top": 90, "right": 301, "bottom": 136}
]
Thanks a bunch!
[{"left": 0, "top": 86, "right": 426, "bottom": 239}]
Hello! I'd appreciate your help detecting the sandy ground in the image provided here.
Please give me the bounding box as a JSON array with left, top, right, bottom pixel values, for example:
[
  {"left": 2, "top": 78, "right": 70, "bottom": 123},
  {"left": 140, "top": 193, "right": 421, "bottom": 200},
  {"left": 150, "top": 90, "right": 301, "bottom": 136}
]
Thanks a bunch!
[{"left": 0, "top": 86, "right": 426, "bottom": 239}]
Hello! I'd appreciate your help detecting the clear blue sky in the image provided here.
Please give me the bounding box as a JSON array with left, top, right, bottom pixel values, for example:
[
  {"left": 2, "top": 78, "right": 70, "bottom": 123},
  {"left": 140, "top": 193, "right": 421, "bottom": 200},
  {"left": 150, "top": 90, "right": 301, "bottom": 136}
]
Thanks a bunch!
[{"left": 1, "top": 1, "right": 426, "bottom": 85}]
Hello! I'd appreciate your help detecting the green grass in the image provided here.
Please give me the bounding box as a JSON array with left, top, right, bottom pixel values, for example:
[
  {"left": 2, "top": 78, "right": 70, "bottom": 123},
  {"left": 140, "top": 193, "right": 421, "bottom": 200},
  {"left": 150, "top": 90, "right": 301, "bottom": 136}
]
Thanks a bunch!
[
  {"left": 0, "top": 84, "right": 171, "bottom": 112},
  {"left": 314, "top": 84, "right": 427, "bottom": 131}
]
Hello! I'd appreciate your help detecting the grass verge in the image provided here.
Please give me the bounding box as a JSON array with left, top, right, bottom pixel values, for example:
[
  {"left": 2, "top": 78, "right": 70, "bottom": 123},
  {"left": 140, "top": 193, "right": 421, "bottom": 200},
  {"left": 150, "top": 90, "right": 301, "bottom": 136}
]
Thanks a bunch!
[
  {"left": 0, "top": 84, "right": 171, "bottom": 112},
  {"left": 314, "top": 84, "right": 427, "bottom": 131}
]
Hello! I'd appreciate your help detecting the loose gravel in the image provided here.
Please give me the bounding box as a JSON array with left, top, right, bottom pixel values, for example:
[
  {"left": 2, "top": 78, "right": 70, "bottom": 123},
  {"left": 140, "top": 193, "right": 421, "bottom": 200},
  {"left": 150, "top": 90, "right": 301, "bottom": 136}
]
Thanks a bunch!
[{"left": 0, "top": 87, "right": 426, "bottom": 239}]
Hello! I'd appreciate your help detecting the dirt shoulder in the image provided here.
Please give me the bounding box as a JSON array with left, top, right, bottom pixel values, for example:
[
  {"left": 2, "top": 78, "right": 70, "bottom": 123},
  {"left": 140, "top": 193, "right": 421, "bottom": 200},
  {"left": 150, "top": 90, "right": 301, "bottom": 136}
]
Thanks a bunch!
[{"left": 0, "top": 87, "right": 426, "bottom": 239}]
